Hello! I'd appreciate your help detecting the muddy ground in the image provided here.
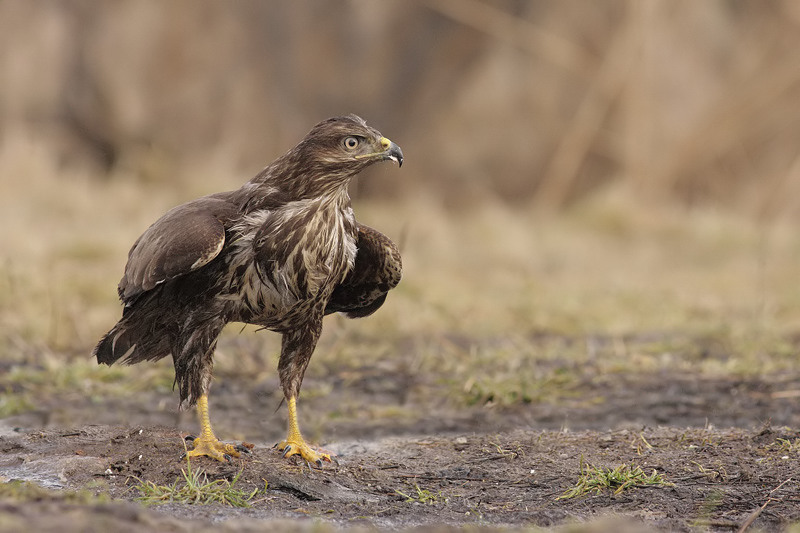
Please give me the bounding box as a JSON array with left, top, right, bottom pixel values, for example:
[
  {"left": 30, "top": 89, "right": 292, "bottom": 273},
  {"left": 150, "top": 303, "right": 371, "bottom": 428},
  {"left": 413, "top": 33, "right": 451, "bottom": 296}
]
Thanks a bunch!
[{"left": 2, "top": 347, "right": 800, "bottom": 533}]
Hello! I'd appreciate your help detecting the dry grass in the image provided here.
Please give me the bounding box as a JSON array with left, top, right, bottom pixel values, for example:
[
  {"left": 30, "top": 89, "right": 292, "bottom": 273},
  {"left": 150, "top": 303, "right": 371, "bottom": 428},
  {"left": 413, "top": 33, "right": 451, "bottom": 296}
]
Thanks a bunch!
[
  {"left": 2, "top": 141, "right": 800, "bottom": 413},
  {"left": 0, "top": 480, "right": 110, "bottom": 505},
  {"left": 3, "top": 6, "right": 800, "bottom": 380}
]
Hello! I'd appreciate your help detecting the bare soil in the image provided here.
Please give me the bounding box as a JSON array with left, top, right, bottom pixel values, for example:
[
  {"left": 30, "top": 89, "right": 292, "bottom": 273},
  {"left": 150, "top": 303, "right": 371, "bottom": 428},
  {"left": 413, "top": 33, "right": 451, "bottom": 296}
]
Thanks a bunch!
[{"left": 2, "top": 350, "right": 800, "bottom": 533}]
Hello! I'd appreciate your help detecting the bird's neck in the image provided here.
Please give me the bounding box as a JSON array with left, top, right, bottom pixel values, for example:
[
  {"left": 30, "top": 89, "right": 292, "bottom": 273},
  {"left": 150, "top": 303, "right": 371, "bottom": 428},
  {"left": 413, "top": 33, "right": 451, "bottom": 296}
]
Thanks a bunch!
[{"left": 240, "top": 158, "right": 355, "bottom": 212}]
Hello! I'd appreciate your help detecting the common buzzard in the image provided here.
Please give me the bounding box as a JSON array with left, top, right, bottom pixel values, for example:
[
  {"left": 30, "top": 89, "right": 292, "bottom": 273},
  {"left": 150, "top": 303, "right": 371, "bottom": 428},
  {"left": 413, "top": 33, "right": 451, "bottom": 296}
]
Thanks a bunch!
[{"left": 94, "top": 115, "right": 403, "bottom": 466}]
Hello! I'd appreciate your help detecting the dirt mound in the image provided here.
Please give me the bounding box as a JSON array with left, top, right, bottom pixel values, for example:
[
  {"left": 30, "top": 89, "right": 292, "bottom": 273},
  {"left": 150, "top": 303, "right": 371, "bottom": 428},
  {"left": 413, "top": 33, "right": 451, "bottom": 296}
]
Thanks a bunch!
[{"left": 2, "top": 421, "right": 798, "bottom": 532}]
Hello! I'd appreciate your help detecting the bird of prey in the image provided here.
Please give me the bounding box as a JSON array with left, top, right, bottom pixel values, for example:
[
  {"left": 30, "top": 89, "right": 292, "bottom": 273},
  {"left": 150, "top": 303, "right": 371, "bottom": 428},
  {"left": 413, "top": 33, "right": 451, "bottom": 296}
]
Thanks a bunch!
[{"left": 94, "top": 115, "right": 403, "bottom": 466}]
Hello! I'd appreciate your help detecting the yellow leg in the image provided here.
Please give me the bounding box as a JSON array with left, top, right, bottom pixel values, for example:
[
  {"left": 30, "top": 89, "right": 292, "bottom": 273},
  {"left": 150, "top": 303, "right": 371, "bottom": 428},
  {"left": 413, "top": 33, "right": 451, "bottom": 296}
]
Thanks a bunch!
[
  {"left": 277, "top": 397, "right": 332, "bottom": 467},
  {"left": 185, "top": 394, "right": 241, "bottom": 462}
]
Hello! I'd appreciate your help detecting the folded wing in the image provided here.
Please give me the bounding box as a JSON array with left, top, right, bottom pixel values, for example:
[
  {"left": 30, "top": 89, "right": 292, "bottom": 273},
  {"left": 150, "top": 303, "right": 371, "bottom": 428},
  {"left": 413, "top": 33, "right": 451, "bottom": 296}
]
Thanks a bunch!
[
  {"left": 118, "top": 197, "right": 237, "bottom": 300},
  {"left": 325, "top": 224, "right": 402, "bottom": 318}
]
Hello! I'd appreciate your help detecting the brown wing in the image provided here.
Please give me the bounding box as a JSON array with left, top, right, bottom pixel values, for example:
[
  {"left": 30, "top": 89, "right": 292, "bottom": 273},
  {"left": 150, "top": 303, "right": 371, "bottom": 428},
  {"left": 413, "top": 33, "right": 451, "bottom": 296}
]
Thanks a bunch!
[
  {"left": 325, "top": 224, "right": 402, "bottom": 318},
  {"left": 118, "top": 196, "right": 237, "bottom": 300}
]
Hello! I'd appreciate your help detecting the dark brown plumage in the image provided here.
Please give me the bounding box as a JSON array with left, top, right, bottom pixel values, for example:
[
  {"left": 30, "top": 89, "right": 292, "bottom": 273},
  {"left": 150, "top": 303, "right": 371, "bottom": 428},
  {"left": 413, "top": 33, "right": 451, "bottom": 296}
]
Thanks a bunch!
[{"left": 94, "top": 115, "right": 403, "bottom": 465}]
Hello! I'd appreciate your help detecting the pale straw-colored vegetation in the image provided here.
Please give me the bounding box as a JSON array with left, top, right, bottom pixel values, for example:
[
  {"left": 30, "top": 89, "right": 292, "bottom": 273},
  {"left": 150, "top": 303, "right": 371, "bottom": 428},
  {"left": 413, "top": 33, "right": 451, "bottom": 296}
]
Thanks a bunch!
[{"left": 2, "top": 1, "right": 800, "bottom": 408}]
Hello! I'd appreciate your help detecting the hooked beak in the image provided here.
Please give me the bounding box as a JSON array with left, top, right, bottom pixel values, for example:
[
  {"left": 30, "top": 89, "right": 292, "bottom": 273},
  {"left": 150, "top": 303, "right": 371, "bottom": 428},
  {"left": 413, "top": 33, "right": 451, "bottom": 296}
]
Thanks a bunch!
[
  {"left": 379, "top": 137, "right": 403, "bottom": 167},
  {"left": 354, "top": 136, "right": 404, "bottom": 167}
]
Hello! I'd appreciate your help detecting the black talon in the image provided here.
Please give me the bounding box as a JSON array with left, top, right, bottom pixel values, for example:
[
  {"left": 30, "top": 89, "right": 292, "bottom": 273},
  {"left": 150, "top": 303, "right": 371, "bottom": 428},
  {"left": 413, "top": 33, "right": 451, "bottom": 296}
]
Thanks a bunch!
[
  {"left": 223, "top": 454, "right": 232, "bottom": 462},
  {"left": 282, "top": 446, "right": 292, "bottom": 458},
  {"left": 234, "top": 444, "right": 251, "bottom": 454},
  {"left": 315, "top": 459, "right": 323, "bottom": 468},
  {"left": 184, "top": 435, "right": 197, "bottom": 443}
]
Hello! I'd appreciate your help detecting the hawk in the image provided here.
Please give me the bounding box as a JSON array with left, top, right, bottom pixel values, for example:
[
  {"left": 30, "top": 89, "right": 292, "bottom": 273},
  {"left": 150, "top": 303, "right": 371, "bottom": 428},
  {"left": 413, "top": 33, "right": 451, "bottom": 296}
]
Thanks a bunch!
[{"left": 94, "top": 115, "right": 403, "bottom": 466}]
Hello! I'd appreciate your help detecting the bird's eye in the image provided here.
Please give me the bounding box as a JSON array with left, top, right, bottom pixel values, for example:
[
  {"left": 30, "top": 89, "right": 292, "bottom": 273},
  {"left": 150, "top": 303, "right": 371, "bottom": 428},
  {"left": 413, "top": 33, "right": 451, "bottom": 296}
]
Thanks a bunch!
[{"left": 343, "top": 136, "right": 360, "bottom": 150}]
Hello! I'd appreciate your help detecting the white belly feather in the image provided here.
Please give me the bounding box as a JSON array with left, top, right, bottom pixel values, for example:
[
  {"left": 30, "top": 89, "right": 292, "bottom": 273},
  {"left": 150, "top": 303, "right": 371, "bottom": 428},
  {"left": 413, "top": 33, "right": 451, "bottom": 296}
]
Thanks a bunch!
[{"left": 221, "top": 198, "right": 356, "bottom": 323}]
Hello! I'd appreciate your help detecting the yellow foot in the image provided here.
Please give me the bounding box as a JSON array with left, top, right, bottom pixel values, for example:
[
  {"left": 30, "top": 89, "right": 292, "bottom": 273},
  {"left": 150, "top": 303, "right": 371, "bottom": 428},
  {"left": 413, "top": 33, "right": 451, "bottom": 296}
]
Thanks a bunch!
[
  {"left": 276, "top": 437, "right": 333, "bottom": 468},
  {"left": 185, "top": 435, "right": 243, "bottom": 462}
]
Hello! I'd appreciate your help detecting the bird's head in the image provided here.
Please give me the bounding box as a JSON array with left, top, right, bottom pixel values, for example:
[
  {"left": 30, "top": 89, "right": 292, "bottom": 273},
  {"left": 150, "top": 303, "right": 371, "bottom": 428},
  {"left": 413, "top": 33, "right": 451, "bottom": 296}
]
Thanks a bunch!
[
  {"left": 267, "top": 115, "right": 402, "bottom": 199},
  {"left": 302, "top": 114, "right": 403, "bottom": 169}
]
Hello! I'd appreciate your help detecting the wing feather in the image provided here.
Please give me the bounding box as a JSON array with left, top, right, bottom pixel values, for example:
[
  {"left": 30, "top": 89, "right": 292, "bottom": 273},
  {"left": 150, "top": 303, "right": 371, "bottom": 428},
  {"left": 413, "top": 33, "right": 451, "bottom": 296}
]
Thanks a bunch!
[
  {"left": 118, "top": 197, "right": 236, "bottom": 300},
  {"left": 324, "top": 224, "right": 402, "bottom": 317}
]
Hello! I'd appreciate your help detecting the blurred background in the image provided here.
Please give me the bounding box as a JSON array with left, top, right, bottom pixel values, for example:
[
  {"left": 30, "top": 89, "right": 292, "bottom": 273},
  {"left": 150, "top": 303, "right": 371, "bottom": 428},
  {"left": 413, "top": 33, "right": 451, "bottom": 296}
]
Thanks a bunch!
[
  {"left": 2, "top": 0, "right": 800, "bottom": 431},
  {"left": 4, "top": 0, "right": 800, "bottom": 212}
]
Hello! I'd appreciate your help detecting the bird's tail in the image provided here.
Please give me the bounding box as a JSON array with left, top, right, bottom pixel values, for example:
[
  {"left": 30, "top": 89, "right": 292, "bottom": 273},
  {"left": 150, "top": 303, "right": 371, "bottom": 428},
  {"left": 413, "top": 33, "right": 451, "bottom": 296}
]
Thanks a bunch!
[
  {"left": 93, "top": 311, "right": 171, "bottom": 366},
  {"left": 93, "top": 323, "right": 133, "bottom": 365}
]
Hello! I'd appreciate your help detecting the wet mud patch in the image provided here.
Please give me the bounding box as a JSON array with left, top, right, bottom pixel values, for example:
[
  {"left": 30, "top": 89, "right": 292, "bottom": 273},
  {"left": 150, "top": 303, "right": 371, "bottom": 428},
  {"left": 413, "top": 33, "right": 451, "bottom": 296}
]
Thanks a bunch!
[
  {"left": 3, "top": 330, "right": 800, "bottom": 531},
  {"left": 1, "top": 421, "right": 799, "bottom": 531}
]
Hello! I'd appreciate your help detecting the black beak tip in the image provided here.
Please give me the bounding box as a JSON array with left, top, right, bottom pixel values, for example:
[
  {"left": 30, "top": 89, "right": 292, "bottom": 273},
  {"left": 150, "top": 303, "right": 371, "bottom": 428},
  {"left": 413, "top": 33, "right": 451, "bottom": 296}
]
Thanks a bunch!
[{"left": 390, "top": 144, "right": 404, "bottom": 168}]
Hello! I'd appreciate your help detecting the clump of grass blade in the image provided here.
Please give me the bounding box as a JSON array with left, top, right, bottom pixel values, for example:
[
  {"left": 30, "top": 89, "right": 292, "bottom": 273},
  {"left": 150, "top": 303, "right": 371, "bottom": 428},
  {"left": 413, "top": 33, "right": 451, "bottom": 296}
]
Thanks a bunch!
[
  {"left": 396, "top": 484, "right": 444, "bottom": 504},
  {"left": 134, "top": 456, "right": 259, "bottom": 507},
  {"left": 558, "top": 456, "right": 671, "bottom": 500},
  {"left": 770, "top": 437, "right": 800, "bottom": 454}
]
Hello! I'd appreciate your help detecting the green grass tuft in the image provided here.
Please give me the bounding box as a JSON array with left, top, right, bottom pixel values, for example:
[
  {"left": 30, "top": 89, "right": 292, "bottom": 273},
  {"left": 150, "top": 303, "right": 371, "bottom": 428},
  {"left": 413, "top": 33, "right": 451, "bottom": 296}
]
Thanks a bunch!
[
  {"left": 134, "top": 456, "right": 261, "bottom": 507},
  {"left": 770, "top": 437, "right": 800, "bottom": 455},
  {"left": 395, "top": 484, "right": 445, "bottom": 504},
  {"left": 558, "top": 457, "right": 672, "bottom": 499}
]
